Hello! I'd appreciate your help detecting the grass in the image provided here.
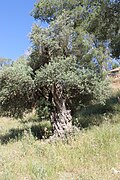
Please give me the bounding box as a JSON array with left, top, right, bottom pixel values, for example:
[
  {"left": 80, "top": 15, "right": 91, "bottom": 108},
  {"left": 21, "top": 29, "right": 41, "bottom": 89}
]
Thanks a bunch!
[{"left": 0, "top": 116, "right": 120, "bottom": 180}]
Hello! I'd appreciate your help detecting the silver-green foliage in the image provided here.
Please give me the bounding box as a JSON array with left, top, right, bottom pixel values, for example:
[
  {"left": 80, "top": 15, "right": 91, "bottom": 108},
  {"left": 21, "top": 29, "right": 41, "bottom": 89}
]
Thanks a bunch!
[{"left": 0, "top": 57, "right": 35, "bottom": 117}]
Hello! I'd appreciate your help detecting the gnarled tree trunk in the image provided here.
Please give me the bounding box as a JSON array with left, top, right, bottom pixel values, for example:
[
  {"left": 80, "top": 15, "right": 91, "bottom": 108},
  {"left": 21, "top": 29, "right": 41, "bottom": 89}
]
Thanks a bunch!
[{"left": 50, "top": 84, "right": 72, "bottom": 137}]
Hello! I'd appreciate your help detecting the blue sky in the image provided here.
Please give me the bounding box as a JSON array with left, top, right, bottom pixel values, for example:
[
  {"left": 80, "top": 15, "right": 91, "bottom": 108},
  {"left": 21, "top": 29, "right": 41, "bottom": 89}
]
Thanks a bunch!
[{"left": 0, "top": 0, "right": 39, "bottom": 60}]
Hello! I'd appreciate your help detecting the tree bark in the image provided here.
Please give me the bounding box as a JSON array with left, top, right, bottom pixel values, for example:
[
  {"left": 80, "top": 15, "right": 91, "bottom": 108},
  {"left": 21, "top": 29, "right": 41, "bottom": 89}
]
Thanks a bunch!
[{"left": 50, "top": 84, "right": 72, "bottom": 137}]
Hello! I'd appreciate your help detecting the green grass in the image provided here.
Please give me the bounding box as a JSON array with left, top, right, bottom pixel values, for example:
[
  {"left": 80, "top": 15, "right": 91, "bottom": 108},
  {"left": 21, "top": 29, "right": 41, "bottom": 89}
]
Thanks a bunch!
[{"left": 0, "top": 116, "right": 120, "bottom": 180}]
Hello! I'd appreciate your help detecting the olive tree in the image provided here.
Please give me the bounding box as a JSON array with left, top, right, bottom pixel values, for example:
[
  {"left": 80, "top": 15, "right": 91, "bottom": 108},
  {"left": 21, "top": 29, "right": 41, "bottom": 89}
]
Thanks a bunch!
[{"left": 0, "top": 0, "right": 116, "bottom": 137}]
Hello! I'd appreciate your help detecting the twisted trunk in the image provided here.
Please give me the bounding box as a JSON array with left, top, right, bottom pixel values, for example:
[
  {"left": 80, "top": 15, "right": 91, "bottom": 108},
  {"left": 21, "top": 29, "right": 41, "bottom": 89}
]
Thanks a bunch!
[{"left": 50, "top": 84, "right": 72, "bottom": 137}]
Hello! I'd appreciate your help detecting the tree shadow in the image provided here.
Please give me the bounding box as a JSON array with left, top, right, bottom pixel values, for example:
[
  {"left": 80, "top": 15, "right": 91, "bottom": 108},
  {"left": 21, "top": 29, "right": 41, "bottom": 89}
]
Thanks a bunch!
[
  {"left": 30, "top": 123, "right": 52, "bottom": 139},
  {"left": 0, "top": 122, "right": 52, "bottom": 145},
  {"left": 0, "top": 128, "right": 24, "bottom": 144}
]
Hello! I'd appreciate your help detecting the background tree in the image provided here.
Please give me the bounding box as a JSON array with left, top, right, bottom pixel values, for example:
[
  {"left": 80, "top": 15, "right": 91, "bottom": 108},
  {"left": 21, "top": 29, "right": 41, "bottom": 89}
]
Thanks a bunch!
[
  {"left": 0, "top": 56, "right": 35, "bottom": 118},
  {"left": 87, "top": 0, "right": 120, "bottom": 60},
  {"left": 32, "top": 0, "right": 120, "bottom": 59},
  {"left": 0, "top": 57, "right": 12, "bottom": 69}
]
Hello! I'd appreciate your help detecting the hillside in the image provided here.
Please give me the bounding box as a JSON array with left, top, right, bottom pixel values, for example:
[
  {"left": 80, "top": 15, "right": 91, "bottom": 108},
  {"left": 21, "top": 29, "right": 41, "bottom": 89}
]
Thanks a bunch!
[
  {"left": 0, "top": 77, "right": 120, "bottom": 180},
  {"left": 110, "top": 77, "right": 120, "bottom": 92}
]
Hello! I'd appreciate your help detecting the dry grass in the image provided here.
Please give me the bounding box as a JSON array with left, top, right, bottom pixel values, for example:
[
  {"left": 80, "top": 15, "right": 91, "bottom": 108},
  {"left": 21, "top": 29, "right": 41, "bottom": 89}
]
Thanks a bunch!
[
  {"left": 1, "top": 116, "right": 120, "bottom": 180},
  {"left": 110, "top": 77, "right": 120, "bottom": 92}
]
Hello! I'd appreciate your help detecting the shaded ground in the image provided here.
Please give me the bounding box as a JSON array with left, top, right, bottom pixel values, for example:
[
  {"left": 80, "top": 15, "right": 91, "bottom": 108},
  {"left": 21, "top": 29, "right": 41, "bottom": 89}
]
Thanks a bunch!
[{"left": 0, "top": 117, "right": 52, "bottom": 144}]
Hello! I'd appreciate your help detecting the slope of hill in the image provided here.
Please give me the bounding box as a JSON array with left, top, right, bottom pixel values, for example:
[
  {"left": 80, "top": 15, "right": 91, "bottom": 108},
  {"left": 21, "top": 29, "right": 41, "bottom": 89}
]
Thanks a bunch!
[{"left": 0, "top": 75, "right": 120, "bottom": 180}]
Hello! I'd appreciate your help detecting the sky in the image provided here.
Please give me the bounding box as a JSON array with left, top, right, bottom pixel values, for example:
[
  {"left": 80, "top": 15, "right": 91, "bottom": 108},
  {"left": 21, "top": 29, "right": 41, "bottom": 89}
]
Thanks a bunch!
[{"left": 0, "top": 0, "right": 40, "bottom": 60}]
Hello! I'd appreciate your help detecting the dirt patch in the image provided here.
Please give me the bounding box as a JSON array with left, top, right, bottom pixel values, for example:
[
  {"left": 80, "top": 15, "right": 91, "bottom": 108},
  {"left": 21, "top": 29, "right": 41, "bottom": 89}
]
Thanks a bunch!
[{"left": 110, "top": 77, "right": 120, "bottom": 92}]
